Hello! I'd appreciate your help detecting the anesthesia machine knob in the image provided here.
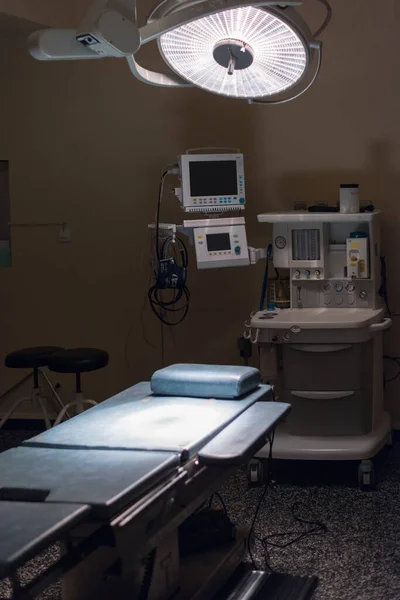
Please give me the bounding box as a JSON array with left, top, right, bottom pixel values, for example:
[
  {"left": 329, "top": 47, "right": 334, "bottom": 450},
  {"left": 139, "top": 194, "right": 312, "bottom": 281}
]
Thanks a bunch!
[
  {"left": 234, "top": 246, "right": 241, "bottom": 255},
  {"left": 304, "top": 270, "right": 311, "bottom": 278},
  {"left": 294, "top": 270, "right": 301, "bottom": 279},
  {"left": 315, "top": 270, "right": 321, "bottom": 278},
  {"left": 359, "top": 291, "right": 367, "bottom": 300}
]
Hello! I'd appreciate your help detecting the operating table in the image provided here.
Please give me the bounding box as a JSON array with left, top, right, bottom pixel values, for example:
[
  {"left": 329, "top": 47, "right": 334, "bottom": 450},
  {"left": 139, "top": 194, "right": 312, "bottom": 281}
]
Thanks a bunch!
[{"left": 0, "top": 364, "right": 297, "bottom": 600}]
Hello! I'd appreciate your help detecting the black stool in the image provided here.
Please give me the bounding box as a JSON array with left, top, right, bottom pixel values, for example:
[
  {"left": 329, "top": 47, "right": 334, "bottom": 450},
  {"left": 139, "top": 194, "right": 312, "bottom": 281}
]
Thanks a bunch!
[
  {"left": 0, "top": 346, "right": 68, "bottom": 430},
  {"left": 48, "top": 348, "right": 109, "bottom": 425}
]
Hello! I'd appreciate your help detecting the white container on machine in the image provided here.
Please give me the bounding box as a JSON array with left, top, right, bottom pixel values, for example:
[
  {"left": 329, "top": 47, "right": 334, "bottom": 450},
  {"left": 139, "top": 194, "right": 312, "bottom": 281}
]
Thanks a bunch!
[{"left": 340, "top": 184, "right": 359, "bottom": 214}]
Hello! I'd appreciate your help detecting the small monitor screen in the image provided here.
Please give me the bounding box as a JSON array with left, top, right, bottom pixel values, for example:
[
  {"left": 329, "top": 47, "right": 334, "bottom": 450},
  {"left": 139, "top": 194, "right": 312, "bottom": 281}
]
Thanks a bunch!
[
  {"left": 206, "top": 233, "right": 231, "bottom": 252},
  {"left": 189, "top": 160, "right": 238, "bottom": 196}
]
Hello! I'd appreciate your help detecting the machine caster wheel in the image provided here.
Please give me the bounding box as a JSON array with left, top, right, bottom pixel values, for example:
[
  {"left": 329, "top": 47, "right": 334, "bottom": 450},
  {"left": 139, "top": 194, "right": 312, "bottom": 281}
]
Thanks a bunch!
[
  {"left": 247, "top": 459, "right": 264, "bottom": 487},
  {"left": 358, "top": 460, "right": 376, "bottom": 489}
]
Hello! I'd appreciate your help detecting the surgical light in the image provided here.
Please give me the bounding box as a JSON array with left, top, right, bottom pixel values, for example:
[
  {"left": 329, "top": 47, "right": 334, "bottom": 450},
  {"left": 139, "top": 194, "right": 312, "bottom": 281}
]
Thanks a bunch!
[
  {"left": 158, "top": 7, "right": 308, "bottom": 99},
  {"left": 28, "top": 0, "right": 331, "bottom": 104}
]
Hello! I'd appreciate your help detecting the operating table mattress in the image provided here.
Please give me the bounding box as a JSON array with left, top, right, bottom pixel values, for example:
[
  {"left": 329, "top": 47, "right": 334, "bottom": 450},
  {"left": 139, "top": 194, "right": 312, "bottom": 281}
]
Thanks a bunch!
[
  {"left": 0, "top": 447, "right": 179, "bottom": 518},
  {"left": 23, "top": 382, "right": 269, "bottom": 458},
  {"left": 0, "top": 502, "right": 90, "bottom": 577},
  {"left": 0, "top": 380, "right": 288, "bottom": 578}
]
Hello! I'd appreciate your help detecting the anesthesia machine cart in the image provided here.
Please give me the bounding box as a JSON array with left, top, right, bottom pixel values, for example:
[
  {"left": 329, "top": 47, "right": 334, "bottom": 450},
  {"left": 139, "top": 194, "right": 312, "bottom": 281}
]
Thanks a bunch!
[{"left": 245, "top": 210, "right": 391, "bottom": 487}]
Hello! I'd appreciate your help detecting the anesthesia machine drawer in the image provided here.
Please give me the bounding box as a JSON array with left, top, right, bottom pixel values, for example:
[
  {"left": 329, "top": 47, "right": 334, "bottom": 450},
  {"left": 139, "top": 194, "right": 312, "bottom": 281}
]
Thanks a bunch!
[
  {"left": 284, "top": 390, "right": 372, "bottom": 437},
  {"left": 281, "top": 341, "right": 373, "bottom": 392}
]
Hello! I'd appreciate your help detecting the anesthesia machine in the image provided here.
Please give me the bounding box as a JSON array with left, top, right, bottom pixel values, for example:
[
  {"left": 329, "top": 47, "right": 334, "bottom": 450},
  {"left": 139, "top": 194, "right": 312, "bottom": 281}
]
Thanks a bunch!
[{"left": 244, "top": 210, "right": 391, "bottom": 487}]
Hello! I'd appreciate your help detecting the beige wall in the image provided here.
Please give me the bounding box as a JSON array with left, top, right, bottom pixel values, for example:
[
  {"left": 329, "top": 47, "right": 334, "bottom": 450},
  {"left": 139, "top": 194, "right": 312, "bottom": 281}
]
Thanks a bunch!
[
  {"left": 0, "top": 0, "right": 77, "bottom": 28},
  {"left": 1, "top": 0, "right": 400, "bottom": 422}
]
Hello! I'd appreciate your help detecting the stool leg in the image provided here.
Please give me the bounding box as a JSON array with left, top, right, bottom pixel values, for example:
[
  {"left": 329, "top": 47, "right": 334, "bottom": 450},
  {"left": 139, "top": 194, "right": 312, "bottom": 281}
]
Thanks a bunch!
[
  {"left": 38, "top": 369, "right": 72, "bottom": 421},
  {"left": 53, "top": 405, "right": 71, "bottom": 427},
  {"left": 35, "top": 394, "right": 52, "bottom": 430},
  {"left": 76, "top": 391, "right": 84, "bottom": 414},
  {"left": 53, "top": 397, "right": 98, "bottom": 427},
  {"left": 82, "top": 400, "right": 97, "bottom": 408},
  {"left": 0, "top": 373, "right": 32, "bottom": 405},
  {"left": 75, "top": 391, "right": 97, "bottom": 414},
  {"left": 0, "top": 396, "right": 32, "bottom": 430}
]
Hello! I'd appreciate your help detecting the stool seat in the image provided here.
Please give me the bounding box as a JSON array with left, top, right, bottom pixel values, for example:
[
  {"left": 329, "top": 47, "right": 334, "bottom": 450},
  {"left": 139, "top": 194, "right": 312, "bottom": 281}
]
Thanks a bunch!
[
  {"left": 5, "top": 347, "right": 64, "bottom": 370},
  {"left": 48, "top": 349, "right": 109, "bottom": 374}
]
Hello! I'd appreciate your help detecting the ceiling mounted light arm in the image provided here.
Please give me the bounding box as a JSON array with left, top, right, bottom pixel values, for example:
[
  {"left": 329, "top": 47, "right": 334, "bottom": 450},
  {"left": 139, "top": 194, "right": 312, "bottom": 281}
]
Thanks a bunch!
[
  {"left": 127, "top": 56, "right": 193, "bottom": 87},
  {"left": 312, "top": 0, "right": 332, "bottom": 39},
  {"left": 28, "top": 0, "right": 140, "bottom": 61}
]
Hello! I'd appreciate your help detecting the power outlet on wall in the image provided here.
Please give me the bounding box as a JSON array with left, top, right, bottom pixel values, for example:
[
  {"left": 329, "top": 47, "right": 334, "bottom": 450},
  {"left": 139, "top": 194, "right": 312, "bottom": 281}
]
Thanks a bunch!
[{"left": 58, "top": 226, "right": 72, "bottom": 243}]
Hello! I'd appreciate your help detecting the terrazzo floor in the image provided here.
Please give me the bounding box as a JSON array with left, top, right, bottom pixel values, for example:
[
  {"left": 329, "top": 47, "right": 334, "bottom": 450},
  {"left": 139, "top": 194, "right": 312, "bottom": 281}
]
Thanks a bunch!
[{"left": 1, "top": 428, "right": 399, "bottom": 600}]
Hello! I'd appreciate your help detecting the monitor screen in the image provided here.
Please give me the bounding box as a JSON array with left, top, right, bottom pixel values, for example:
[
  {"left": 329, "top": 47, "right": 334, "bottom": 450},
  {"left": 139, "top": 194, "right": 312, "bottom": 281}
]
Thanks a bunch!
[
  {"left": 206, "top": 233, "right": 231, "bottom": 252},
  {"left": 189, "top": 160, "right": 238, "bottom": 196}
]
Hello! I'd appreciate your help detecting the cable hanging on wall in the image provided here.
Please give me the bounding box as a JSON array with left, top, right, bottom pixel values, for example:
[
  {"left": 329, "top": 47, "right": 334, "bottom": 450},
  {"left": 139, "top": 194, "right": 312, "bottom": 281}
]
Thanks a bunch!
[
  {"left": 148, "top": 170, "right": 190, "bottom": 326},
  {"left": 28, "top": 0, "right": 331, "bottom": 104}
]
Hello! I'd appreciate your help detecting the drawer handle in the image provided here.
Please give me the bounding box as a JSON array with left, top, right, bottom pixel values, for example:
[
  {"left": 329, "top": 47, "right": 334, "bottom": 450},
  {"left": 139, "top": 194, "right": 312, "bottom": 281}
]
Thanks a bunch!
[
  {"left": 289, "top": 344, "right": 351, "bottom": 353},
  {"left": 369, "top": 318, "right": 392, "bottom": 333},
  {"left": 292, "top": 391, "right": 355, "bottom": 400}
]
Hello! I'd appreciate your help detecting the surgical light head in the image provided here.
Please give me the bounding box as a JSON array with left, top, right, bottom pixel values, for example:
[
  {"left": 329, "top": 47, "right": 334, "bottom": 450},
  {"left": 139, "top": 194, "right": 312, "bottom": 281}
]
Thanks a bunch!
[{"left": 157, "top": 6, "right": 309, "bottom": 99}]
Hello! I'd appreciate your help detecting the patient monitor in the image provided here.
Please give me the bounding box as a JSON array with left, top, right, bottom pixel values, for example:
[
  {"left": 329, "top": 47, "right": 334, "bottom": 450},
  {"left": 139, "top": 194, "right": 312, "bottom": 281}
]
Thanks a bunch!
[
  {"left": 151, "top": 150, "right": 250, "bottom": 270},
  {"left": 178, "top": 153, "right": 246, "bottom": 213},
  {"left": 184, "top": 217, "right": 249, "bottom": 269}
]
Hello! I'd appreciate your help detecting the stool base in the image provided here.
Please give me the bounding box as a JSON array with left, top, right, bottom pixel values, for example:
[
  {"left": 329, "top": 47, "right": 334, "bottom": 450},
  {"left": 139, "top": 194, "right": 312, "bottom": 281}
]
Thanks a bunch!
[
  {"left": 0, "top": 369, "right": 71, "bottom": 430},
  {"left": 53, "top": 393, "right": 97, "bottom": 427}
]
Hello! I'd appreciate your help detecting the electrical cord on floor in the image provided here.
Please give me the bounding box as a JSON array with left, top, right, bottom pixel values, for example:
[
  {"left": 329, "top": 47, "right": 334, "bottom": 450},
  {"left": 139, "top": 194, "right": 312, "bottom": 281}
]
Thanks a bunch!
[
  {"left": 247, "top": 431, "right": 275, "bottom": 571},
  {"left": 247, "top": 431, "right": 328, "bottom": 572},
  {"left": 260, "top": 502, "right": 327, "bottom": 551}
]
